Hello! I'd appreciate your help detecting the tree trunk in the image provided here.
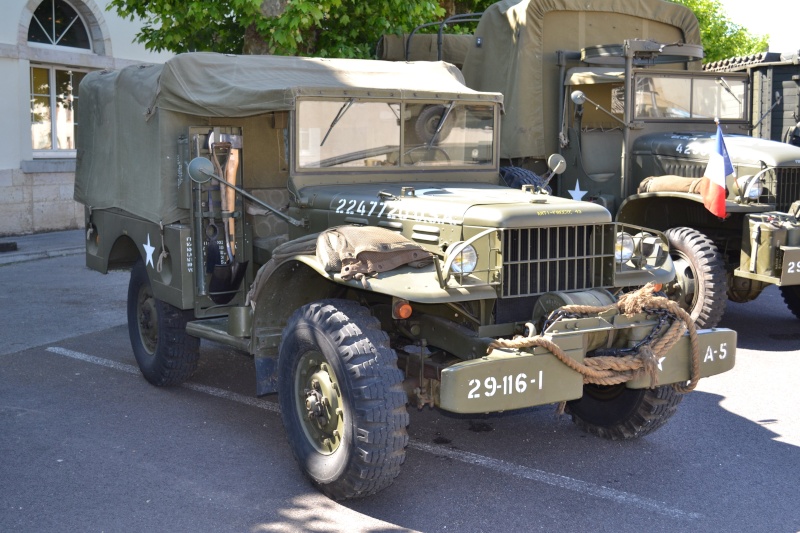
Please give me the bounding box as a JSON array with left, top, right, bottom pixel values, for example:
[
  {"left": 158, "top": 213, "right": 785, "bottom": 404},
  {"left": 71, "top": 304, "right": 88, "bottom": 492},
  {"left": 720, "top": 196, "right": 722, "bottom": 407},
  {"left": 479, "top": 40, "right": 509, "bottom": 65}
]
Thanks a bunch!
[{"left": 242, "top": 0, "right": 290, "bottom": 55}]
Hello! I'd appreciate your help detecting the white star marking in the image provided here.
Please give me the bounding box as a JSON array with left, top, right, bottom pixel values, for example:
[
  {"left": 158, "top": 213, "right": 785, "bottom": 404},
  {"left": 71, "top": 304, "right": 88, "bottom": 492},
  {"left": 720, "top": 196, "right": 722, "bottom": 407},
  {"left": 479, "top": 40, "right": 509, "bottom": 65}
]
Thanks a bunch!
[
  {"left": 568, "top": 180, "right": 587, "bottom": 201},
  {"left": 143, "top": 234, "right": 155, "bottom": 268},
  {"left": 657, "top": 356, "right": 666, "bottom": 371}
]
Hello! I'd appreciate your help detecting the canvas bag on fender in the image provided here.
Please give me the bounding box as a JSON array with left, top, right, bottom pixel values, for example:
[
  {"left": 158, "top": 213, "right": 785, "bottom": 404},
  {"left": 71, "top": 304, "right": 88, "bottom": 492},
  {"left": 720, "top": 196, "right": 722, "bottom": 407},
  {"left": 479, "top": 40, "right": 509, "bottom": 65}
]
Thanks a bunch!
[{"left": 316, "top": 226, "right": 433, "bottom": 281}]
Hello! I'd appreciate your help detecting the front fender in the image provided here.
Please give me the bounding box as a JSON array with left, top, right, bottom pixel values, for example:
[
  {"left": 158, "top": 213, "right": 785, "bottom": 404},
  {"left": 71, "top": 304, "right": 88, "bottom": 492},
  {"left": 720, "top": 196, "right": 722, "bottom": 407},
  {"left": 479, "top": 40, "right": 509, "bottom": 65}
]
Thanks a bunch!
[{"left": 619, "top": 192, "right": 769, "bottom": 230}]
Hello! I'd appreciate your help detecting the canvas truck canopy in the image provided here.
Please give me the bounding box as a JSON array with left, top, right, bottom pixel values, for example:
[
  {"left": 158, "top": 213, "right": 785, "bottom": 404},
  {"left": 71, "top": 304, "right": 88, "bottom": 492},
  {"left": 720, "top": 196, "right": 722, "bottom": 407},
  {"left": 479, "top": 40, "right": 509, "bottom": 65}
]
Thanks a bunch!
[
  {"left": 75, "top": 53, "right": 500, "bottom": 225},
  {"left": 461, "top": 0, "right": 702, "bottom": 160}
]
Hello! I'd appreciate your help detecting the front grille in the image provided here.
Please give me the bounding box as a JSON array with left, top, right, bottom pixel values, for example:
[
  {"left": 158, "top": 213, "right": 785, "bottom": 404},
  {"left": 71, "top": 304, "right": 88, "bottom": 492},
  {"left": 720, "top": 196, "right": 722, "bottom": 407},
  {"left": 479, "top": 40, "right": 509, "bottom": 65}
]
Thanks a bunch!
[
  {"left": 501, "top": 225, "right": 614, "bottom": 298},
  {"left": 774, "top": 167, "right": 800, "bottom": 213}
]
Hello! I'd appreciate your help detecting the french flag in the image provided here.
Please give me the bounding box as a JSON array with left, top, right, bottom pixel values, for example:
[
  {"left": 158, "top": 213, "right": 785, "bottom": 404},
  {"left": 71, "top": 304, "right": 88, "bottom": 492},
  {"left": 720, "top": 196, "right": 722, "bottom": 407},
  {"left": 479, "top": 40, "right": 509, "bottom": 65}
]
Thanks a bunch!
[{"left": 698, "top": 123, "right": 733, "bottom": 218}]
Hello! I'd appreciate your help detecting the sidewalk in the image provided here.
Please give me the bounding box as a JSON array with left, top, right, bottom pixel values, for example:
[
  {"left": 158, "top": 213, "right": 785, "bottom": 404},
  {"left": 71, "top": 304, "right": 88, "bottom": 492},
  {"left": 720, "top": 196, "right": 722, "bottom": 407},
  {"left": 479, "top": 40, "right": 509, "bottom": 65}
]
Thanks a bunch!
[{"left": 0, "top": 229, "right": 85, "bottom": 266}]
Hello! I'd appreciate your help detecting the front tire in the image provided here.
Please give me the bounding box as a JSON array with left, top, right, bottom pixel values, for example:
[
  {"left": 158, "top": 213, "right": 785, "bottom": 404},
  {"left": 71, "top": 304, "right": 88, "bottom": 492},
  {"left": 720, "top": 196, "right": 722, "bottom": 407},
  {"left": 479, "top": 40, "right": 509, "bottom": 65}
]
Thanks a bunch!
[
  {"left": 566, "top": 384, "right": 683, "bottom": 440},
  {"left": 127, "top": 259, "right": 200, "bottom": 386},
  {"left": 664, "top": 227, "right": 727, "bottom": 329},
  {"left": 278, "top": 299, "right": 409, "bottom": 500},
  {"left": 780, "top": 285, "right": 800, "bottom": 319}
]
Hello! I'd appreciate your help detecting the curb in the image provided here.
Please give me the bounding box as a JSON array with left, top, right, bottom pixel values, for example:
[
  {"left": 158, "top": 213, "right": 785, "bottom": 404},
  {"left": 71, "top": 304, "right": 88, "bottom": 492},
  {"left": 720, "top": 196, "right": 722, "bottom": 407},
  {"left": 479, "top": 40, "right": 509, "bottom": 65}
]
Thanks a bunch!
[{"left": 0, "top": 246, "right": 84, "bottom": 266}]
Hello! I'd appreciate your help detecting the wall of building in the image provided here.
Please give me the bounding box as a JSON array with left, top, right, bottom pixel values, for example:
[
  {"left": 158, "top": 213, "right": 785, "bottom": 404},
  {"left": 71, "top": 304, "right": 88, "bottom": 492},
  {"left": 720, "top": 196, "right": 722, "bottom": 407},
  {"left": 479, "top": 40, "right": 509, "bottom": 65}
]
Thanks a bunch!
[{"left": 0, "top": 0, "right": 173, "bottom": 236}]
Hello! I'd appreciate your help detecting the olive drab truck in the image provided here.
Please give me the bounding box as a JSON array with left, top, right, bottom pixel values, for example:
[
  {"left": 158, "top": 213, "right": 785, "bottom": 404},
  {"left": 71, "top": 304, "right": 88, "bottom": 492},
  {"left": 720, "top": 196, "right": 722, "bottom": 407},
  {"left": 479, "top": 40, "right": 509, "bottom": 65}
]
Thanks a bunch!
[
  {"left": 75, "top": 52, "right": 736, "bottom": 500},
  {"left": 387, "top": 0, "right": 800, "bottom": 328}
]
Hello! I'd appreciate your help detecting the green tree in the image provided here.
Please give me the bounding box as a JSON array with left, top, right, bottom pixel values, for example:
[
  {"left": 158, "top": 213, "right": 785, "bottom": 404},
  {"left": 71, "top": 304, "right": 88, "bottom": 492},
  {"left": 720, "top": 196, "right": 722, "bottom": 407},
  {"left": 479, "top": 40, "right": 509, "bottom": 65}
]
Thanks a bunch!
[
  {"left": 669, "top": 0, "right": 768, "bottom": 62},
  {"left": 109, "top": 0, "right": 444, "bottom": 58}
]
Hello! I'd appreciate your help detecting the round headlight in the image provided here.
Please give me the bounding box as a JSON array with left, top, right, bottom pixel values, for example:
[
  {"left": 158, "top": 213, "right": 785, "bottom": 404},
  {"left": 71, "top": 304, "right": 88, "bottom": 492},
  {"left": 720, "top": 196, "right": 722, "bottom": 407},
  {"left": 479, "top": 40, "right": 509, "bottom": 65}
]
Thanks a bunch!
[
  {"left": 736, "top": 175, "right": 761, "bottom": 201},
  {"left": 446, "top": 242, "right": 479, "bottom": 274},
  {"left": 615, "top": 232, "right": 635, "bottom": 263}
]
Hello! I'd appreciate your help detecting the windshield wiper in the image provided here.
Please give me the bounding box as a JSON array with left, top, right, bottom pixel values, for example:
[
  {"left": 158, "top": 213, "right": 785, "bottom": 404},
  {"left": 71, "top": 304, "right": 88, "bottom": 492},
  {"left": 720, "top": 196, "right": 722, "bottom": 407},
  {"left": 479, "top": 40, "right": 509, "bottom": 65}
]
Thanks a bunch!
[
  {"left": 427, "top": 100, "right": 456, "bottom": 147},
  {"left": 321, "top": 97, "right": 356, "bottom": 146},
  {"left": 716, "top": 77, "right": 741, "bottom": 105}
]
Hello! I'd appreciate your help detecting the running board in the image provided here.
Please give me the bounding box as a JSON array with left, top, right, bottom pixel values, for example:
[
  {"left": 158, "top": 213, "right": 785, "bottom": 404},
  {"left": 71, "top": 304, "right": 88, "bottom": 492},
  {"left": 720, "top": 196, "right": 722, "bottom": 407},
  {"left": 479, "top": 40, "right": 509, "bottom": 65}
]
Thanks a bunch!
[{"left": 185, "top": 318, "right": 251, "bottom": 352}]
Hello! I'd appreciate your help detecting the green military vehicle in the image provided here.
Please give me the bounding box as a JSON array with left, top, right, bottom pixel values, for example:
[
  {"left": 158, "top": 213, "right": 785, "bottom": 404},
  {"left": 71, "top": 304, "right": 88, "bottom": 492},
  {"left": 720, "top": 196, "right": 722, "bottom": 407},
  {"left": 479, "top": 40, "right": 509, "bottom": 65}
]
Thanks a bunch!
[
  {"left": 387, "top": 0, "right": 800, "bottom": 328},
  {"left": 75, "top": 52, "right": 736, "bottom": 499}
]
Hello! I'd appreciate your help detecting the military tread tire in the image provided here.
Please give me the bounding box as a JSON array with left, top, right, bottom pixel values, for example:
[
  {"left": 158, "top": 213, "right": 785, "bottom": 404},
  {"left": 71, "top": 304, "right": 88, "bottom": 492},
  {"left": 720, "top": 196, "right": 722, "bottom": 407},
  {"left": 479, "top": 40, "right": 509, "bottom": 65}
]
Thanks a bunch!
[
  {"left": 127, "top": 258, "right": 200, "bottom": 386},
  {"left": 780, "top": 285, "right": 800, "bottom": 320},
  {"left": 664, "top": 227, "right": 727, "bottom": 329},
  {"left": 414, "top": 104, "right": 454, "bottom": 143},
  {"left": 567, "top": 384, "right": 683, "bottom": 440},
  {"left": 278, "top": 299, "right": 409, "bottom": 500}
]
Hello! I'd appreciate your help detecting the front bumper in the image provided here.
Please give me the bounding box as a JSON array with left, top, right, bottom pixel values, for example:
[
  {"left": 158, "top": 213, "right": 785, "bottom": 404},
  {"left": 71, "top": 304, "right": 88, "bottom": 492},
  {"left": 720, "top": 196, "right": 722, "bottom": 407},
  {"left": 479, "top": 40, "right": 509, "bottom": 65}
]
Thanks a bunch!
[{"left": 437, "top": 314, "right": 736, "bottom": 414}]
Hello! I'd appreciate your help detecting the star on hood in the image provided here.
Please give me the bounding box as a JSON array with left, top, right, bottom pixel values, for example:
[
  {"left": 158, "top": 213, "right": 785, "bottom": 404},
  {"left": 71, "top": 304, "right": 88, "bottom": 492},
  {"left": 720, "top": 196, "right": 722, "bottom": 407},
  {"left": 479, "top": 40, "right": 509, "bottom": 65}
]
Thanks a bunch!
[
  {"left": 568, "top": 180, "right": 587, "bottom": 201},
  {"left": 143, "top": 234, "right": 155, "bottom": 268}
]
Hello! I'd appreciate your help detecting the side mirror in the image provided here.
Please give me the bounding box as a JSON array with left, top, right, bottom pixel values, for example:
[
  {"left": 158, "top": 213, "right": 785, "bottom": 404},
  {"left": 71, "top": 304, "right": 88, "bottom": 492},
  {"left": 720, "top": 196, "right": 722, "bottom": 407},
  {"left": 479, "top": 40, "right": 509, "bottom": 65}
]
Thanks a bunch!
[
  {"left": 571, "top": 90, "right": 587, "bottom": 106},
  {"left": 187, "top": 157, "right": 216, "bottom": 184},
  {"left": 547, "top": 154, "right": 567, "bottom": 175}
]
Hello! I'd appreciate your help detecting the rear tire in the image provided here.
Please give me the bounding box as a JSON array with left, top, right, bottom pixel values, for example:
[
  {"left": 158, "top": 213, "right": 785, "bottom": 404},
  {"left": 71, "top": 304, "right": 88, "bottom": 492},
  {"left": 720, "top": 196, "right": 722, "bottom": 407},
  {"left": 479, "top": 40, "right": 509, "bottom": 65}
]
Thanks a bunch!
[
  {"left": 567, "top": 384, "right": 683, "bottom": 440},
  {"left": 278, "top": 299, "right": 409, "bottom": 500},
  {"left": 127, "top": 259, "right": 200, "bottom": 386},
  {"left": 780, "top": 285, "right": 800, "bottom": 319},
  {"left": 664, "top": 227, "right": 727, "bottom": 328}
]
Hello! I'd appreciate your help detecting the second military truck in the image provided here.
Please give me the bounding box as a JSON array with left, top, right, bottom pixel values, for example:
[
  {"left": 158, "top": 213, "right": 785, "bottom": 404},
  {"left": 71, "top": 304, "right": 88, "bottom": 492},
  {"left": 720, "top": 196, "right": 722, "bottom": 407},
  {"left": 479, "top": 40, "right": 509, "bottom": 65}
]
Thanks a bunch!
[{"left": 388, "top": 0, "right": 800, "bottom": 328}]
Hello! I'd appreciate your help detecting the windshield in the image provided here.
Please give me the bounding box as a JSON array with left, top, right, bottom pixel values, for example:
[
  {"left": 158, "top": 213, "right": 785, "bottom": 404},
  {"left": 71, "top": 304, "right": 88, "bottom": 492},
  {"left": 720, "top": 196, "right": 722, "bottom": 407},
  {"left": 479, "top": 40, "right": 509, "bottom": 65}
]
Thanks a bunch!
[
  {"left": 296, "top": 98, "right": 496, "bottom": 170},
  {"left": 633, "top": 73, "right": 747, "bottom": 120}
]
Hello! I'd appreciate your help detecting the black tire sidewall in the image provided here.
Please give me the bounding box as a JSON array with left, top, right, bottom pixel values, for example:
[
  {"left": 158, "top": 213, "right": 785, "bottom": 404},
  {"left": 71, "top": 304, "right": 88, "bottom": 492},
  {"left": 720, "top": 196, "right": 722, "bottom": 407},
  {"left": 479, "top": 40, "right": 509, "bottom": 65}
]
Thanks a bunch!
[
  {"left": 127, "top": 259, "right": 159, "bottom": 380},
  {"left": 780, "top": 285, "right": 800, "bottom": 319},
  {"left": 127, "top": 259, "right": 199, "bottom": 386},
  {"left": 278, "top": 309, "right": 356, "bottom": 485},
  {"left": 665, "top": 227, "right": 727, "bottom": 328}
]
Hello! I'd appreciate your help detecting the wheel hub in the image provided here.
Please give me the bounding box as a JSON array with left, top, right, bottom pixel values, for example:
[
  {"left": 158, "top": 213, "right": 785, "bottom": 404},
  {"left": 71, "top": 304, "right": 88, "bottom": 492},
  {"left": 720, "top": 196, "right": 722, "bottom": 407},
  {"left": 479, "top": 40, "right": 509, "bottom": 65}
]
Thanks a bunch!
[
  {"left": 665, "top": 256, "right": 697, "bottom": 310},
  {"left": 137, "top": 291, "right": 158, "bottom": 353},
  {"left": 296, "top": 354, "right": 344, "bottom": 454}
]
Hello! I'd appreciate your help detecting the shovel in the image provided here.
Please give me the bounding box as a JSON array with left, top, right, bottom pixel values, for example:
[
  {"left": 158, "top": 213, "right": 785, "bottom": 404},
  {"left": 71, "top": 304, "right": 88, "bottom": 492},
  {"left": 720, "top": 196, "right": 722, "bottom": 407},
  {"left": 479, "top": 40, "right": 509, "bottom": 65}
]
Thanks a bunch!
[{"left": 207, "top": 139, "right": 248, "bottom": 305}]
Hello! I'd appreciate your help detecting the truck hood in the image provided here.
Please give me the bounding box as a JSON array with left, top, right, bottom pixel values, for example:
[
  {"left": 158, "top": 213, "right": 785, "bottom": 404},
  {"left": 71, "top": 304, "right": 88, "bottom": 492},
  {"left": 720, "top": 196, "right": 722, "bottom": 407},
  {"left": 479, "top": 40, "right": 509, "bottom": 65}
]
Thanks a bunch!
[
  {"left": 631, "top": 132, "right": 800, "bottom": 167},
  {"left": 301, "top": 182, "right": 612, "bottom": 228}
]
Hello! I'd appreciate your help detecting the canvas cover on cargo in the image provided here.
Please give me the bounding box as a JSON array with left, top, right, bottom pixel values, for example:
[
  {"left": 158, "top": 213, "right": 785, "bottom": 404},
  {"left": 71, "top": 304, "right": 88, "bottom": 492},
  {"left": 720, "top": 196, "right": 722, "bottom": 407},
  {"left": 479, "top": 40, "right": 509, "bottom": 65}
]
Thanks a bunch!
[
  {"left": 74, "top": 52, "right": 494, "bottom": 224},
  {"left": 461, "top": 0, "right": 702, "bottom": 160}
]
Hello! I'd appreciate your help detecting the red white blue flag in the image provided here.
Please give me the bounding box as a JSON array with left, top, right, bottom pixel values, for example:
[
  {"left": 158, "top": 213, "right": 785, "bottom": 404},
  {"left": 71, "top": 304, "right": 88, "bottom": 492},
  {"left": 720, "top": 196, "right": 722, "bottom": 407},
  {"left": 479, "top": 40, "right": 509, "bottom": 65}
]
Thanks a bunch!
[{"left": 699, "top": 123, "right": 733, "bottom": 218}]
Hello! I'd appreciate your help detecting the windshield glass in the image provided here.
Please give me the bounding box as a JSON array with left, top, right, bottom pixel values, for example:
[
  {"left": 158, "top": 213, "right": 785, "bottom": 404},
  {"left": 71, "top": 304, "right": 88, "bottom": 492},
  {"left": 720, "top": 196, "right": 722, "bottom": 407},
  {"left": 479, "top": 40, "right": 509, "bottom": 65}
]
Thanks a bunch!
[
  {"left": 296, "top": 98, "right": 495, "bottom": 170},
  {"left": 633, "top": 73, "right": 747, "bottom": 120}
]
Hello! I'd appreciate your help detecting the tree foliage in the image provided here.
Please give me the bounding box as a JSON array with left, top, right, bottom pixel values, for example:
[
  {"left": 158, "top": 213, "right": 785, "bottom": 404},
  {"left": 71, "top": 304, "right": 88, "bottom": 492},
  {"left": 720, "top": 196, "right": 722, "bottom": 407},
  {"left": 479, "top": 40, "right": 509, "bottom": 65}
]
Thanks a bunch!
[
  {"left": 108, "top": 0, "right": 445, "bottom": 58},
  {"left": 110, "top": 0, "right": 768, "bottom": 62},
  {"left": 669, "top": 0, "right": 768, "bottom": 62}
]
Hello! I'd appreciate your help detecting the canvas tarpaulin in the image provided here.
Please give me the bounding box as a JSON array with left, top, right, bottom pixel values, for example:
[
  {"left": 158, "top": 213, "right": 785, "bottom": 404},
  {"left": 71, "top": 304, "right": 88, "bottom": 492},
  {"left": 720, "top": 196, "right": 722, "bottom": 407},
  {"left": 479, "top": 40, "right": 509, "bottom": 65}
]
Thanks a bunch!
[
  {"left": 461, "top": 0, "right": 701, "bottom": 160},
  {"left": 377, "top": 34, "right": 473, "bottom": 68},
  {"left": 75, "top": 53, "right": 497, "bottom": 225}
]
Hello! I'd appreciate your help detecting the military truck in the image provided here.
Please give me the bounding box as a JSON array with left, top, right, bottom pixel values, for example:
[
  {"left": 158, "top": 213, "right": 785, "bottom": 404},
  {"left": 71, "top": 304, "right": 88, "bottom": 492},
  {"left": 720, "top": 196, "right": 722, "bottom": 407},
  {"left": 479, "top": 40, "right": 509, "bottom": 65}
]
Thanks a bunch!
[
  {"left": 75, "top": 52, "right": 736, "bottom": 500},
  {"left": 386, "top": 0, "right": 800, "bottom": 328},
  {"left": 704, "top": 51, "right": 800, "bottom": 147}
]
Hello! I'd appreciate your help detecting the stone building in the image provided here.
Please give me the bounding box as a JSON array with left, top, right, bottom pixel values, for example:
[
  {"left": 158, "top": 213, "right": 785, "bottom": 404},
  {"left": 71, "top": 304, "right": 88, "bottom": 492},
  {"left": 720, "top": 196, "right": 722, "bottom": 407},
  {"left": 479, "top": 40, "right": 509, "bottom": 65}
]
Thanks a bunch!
[{"left": 0, "top": 0, "right": 172, "bottom": 236}]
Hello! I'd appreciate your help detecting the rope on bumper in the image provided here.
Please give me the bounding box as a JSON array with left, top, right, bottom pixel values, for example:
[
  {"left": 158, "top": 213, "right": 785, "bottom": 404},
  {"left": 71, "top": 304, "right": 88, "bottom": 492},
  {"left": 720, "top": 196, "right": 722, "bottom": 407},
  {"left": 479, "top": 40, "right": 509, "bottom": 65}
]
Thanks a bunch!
[{"left": 486, "top": 283, "right": 701, "bottom": 393}]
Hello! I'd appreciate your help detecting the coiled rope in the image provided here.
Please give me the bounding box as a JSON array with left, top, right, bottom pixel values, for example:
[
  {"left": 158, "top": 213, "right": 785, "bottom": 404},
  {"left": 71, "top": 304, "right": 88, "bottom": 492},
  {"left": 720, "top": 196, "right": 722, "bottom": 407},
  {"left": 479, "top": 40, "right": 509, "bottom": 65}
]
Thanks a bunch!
[{"left": 487, "top": 283, "right": 700, "bottom": 393}]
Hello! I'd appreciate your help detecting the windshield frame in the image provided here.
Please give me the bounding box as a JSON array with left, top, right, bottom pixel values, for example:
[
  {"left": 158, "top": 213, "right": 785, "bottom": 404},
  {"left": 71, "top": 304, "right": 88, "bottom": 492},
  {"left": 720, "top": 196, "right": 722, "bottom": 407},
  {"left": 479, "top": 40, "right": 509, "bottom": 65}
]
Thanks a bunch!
[
  {"left": 292, "top": 96, "right": 499, "bottom": 175},
  {"left": 631, "top": 70, "right": 750, "bottom": 123}
]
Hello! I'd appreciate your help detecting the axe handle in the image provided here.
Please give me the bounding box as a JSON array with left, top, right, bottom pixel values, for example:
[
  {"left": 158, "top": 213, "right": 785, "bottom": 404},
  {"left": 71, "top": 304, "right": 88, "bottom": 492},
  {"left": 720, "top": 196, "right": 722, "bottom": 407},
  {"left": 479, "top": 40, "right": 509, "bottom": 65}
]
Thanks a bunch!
[{"left": 225, "top": 148, "right": 240, "bottom": 258}]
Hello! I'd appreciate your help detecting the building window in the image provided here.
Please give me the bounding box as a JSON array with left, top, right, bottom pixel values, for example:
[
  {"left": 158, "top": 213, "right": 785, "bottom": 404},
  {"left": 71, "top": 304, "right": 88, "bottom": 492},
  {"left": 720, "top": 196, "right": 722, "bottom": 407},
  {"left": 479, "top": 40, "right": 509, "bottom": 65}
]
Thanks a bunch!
[
  {"left": 27, "top": 0, "right": 91, "bottom": 50},
  {"left": 28, "top": 1, "right": 92, "bottom": 154},
  {"left": 30, "top": 66, "right": 87, "bottom": 151}
]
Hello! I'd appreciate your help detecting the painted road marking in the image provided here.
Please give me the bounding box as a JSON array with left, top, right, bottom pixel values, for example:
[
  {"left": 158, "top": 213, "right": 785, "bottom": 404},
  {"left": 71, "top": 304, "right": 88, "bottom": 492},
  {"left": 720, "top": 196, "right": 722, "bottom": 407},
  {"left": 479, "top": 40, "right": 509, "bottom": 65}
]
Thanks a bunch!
[{"left": 46, "top": 346, "right": 699, "bottom": 520}]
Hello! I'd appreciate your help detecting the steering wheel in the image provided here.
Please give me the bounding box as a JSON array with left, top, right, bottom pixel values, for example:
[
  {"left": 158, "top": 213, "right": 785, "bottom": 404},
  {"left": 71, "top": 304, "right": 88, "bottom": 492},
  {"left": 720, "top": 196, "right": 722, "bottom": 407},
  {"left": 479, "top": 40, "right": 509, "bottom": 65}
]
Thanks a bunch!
[{"left": 403, "top": 145, "right": 451, "bottom": 165}]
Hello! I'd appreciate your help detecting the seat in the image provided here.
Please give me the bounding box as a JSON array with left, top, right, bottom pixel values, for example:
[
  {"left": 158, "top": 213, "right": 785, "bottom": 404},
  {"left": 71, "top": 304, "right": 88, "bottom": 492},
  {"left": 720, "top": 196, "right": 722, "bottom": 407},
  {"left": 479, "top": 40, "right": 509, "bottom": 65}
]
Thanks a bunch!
[{"left": 580, "top": 129, "right": 622, "bottom": 183}]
